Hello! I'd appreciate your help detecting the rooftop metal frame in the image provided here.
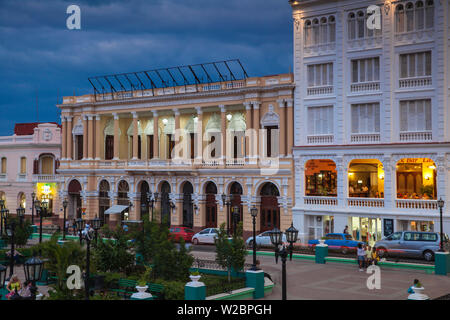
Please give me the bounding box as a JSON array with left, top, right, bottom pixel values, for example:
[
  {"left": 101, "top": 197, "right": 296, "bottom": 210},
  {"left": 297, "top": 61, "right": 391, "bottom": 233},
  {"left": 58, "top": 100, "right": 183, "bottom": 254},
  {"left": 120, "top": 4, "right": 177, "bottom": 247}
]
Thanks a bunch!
[{"left": 88, "top": 59, "right": 249, "bottom": 101}]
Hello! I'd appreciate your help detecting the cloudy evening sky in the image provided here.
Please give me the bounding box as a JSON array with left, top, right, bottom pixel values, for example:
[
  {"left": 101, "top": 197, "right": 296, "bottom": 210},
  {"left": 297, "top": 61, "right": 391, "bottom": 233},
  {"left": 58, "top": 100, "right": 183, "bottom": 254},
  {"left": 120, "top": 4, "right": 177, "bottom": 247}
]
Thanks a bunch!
[{"left": 0, "top": 0, "right": 293, "bottom": 136}]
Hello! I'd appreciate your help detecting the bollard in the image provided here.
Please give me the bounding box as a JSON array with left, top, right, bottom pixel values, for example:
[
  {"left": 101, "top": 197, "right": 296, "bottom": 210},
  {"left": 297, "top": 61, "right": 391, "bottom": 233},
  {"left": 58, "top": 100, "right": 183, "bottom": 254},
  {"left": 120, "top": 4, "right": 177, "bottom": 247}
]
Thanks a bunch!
[
  {"left": 185, "top": 275, "right": 206, "bottom": 300},
  {"left": 245, "top": 269, "right": 265, "bottom": 299},
  {"left": 435, "top": 252, "right": 450, "bottom": 276},
  {"left": 315, "top": 243, "right": 328, "bottom": 264}
]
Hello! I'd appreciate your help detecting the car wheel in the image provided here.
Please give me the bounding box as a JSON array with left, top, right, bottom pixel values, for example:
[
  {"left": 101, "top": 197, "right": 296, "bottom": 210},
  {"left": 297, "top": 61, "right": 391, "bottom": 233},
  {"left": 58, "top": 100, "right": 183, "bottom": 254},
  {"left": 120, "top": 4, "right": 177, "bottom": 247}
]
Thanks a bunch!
[
  {"left": 377, "top": 247, "right": 387, "bottom": 258},
  {"left": 193, "top": 238, "right": 199, "bottom": 245},
  {"left": 248, "top": 240, "right": 254, "bottom": 248},
  {"left": 423, "top": 250, "right": 434, "bottom": 262}
]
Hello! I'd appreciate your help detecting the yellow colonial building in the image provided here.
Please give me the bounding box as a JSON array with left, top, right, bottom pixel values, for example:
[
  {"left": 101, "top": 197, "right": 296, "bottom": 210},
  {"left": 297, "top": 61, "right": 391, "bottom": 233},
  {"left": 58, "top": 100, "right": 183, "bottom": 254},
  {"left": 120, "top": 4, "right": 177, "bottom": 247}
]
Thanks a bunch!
[{"left": 57, "top": 61, "right": 295, "bottom": 238}]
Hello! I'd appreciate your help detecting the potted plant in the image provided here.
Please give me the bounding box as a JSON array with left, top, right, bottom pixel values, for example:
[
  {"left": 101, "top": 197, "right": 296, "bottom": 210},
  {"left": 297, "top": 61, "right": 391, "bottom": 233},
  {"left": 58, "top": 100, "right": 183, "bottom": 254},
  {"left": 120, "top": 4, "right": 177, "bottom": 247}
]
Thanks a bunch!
[
  {"left": 136, "top": 266, "right": 152, "bottom": 293},
  {"left": 189, "top": 270, "right": 201, "bottom": 283}
]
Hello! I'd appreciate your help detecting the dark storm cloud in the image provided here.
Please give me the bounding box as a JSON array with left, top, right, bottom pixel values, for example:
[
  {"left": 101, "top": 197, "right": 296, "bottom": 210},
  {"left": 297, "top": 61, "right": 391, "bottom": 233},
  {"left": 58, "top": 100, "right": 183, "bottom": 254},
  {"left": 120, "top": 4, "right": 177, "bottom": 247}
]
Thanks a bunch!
[{"left": 0, "top": 0, "right": 293, "bottom": 135}]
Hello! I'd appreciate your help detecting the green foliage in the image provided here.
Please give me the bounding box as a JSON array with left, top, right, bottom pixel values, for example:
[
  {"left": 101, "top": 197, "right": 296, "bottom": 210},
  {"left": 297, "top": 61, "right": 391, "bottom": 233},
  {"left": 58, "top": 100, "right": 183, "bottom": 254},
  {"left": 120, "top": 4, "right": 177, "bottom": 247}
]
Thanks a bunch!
[
  {"left": 1, "top": 217, "right": 32, "bottom": 247},
  {"left": 201, "top": 274, "right": 246, "bottom": 297},
  {"left": 46, "top": 287, "right": 84, "bottom": 300},
  {"left": 138, "top": 266, "right": 152, "bottom": 286},
  {"left": 33, "top": 234, "right": 85, "bottom": 293},
  {"left": 153, "top": 279, "right": 185, "bottom": 300},
  {"left": 421, "top": 185, "right": 434, "bottom": 197},
  {"left": 93, "top": 224, "right": 134, "bottom": 274},
  {"left": 215, "top": 222, "right": 246, "bottom": 282}
]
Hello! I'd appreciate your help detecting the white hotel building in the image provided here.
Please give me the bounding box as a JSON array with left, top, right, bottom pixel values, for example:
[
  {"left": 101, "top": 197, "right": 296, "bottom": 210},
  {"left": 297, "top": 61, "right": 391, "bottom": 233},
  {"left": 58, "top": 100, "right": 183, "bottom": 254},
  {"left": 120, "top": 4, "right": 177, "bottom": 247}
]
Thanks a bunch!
[{"left": 290, "top": 0, "right": 450, "bottom": 245}]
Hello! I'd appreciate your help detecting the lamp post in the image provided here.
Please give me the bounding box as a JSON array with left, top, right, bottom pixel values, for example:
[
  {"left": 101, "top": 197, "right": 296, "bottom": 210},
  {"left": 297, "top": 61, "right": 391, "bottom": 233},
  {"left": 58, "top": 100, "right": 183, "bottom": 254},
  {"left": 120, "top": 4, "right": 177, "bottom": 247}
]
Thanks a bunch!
[
  {"left": 23, "top": 256, "right": 43, "bottom": 300},
  {"left": 221, "top": 194, "right": 233, "bottom": 235},
  {"left": 152, "top": 192, "right": 159, "bottom": 222},
  {"left": 31, "top": 192, "right": 36, "bottom": 225},
  {"left": 36, "top": 200, "right": 51, "bottom": 245},
  {"left": 6, "top": 219, "right": 16, "bottom": 280},
  {"left": 75, "top": 218, "right": 85, "bottom": 246},
  {"left": 78, "top": 224, "right": 94, "bottom": 300},
  {"left": 0, "top": 199, "right": 4, "bottom": 236},
  {"left": 169, "top": 200, "right": 175, "bottom": 227},
  {"left": 268, "top": 224, "right": 298, "bottom": 300},
  {"left": 232, "top": 205, "right": 240, "bottom": 237},
  {"left": 62, "top": 199, "right": 68, "bottom": 240},
  {"left": 437, "top": 198, "right": 445, "bottom": 252},
  {"left": 16, "top": 207, "right": 25, "bottom": 226},
  {"left": 0, "top": 264, "right": 6, "bottom": 299},
  {"left": 90, "top": 216, "right": 103, "bottom": 245},
  {"left": 250, "top": 206, "right": 258, "bottom": 270}
]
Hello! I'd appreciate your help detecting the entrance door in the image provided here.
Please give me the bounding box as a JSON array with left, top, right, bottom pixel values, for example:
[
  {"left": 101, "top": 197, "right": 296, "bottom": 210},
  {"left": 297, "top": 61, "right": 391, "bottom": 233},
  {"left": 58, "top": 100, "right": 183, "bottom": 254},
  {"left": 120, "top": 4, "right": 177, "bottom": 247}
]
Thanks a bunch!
[
  {"left": 229, "top": 182, "right": 243, "bottom": 235},
  {"left": 182, "top": 182, "right": 194, "bottom": 229},
  {"left": 260, "top": 183, "right": 280, "bottom": 232},
  {"left": 205, "top": 182, "right": 217, "bottom": 228}
]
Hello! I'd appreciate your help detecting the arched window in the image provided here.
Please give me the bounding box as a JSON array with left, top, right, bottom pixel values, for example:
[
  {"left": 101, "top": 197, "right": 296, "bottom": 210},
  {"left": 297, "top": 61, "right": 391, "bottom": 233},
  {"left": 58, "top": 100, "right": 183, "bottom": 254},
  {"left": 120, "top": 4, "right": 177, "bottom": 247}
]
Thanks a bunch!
[
  {"left": 395, "top": 0, "right": 433, "bottom": 33},
  {"left": 357, "top": 11, "right": 365, "bottom": 38},
  {"left": 328, "top": 16, "right": 336, "bottom": 42},
  {"left": 99, "top": 180, "right": 110, "bottom": 222},
  {"left": 312, "top": 19, "right": 320, "bottom": 45},
  {"left": 304, "top": 20, "right": 312, "bottom": 46},
  {"left": 348, "top": 12, "right": 356, "bottom": 40},
  {"left": 320, "top": 17, "right": 328, "bottom": 44},
  {"left": 415, "top": 1, "right": 425, "bottom": 30},
  {"left": 406, "top": 2, "right": 414, "bottom": 32},
  {"left": 396, "top": 4, "right": 405, "bottom": 33},
  {"left": 72, "top": 118, "right": 84, "bottom": 160},
  {"left": 425, "top": 0, "right": 434, "bottom": 29}
]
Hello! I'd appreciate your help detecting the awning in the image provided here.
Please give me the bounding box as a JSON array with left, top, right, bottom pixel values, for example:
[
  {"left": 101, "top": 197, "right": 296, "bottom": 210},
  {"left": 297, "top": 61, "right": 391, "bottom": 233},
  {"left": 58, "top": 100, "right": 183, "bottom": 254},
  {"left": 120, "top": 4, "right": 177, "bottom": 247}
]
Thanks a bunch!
[{"left": 104, "top": 205, "right": 129, "bottom": 215}]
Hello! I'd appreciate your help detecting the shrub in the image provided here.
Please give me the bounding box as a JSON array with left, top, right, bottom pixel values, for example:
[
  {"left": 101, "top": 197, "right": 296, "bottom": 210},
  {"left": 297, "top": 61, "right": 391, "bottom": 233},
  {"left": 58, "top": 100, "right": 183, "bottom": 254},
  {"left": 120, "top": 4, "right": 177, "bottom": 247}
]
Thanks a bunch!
[{"left": 153, "top": 279, "right": 185, "bottom": 300}]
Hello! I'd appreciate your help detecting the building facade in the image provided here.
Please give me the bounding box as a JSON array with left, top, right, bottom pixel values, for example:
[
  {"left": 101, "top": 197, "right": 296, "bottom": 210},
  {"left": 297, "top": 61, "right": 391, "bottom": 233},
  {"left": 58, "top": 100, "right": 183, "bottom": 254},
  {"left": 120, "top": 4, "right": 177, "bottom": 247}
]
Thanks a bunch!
[
  {"left": 291, "top": 0, "right": 450, "bottom": 245},
  {"left": 0, "top": 123, "right": 62, "bottom": 221},
  {"left": 57, "top": 70, "right": 295, "bottom": 238}
]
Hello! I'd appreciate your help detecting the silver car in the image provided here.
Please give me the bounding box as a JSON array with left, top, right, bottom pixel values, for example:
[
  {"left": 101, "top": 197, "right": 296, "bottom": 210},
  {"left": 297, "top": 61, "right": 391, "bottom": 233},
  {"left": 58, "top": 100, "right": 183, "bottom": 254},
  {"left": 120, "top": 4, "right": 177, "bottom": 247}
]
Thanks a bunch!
[{"left": 374, "top": 231, "right": 449, "bottom": 261}]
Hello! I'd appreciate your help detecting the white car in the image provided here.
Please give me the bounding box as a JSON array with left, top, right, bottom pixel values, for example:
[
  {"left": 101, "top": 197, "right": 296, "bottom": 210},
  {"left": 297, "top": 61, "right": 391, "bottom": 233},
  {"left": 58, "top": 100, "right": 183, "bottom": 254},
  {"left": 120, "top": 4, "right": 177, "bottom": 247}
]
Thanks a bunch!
[
  {"left": 246, "top": 231, "right": 287, "bottom": 247},
  {"left": 192, "top": 228, "right": 219, "bottom": 245}
]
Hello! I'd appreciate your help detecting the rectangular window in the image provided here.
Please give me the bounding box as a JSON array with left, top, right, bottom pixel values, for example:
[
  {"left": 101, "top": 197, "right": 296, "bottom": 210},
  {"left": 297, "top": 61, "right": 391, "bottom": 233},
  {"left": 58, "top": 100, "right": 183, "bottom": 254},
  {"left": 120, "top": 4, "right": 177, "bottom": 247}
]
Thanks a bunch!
[
  {"left": 76, "top": 135, "right": 83, "bottom": 160},
  {"left": 1, "top": 158, "right": 6, "bottom": 174},
  {"left": 351, "top": 57, "right": 380, "bottom": 83},
  {"left": 20, "top": 157, "right": 26, "bottom": 174},
  {"left": 351, "top": 103, "right": 380, "bottom": 134},
  {"left": 307, "top": 106, "right": 334, "bottom": 135},
  {"left": 105, "top": 135, "right": 114, "bottom": 160},
  {"left": 399, "top": 51, "right": 431, "bottom": 78},
  {"left": 307, "top": 63, "right": 333, "bottom": 87},
  {"left": 147, "top": 135, "right": 154, "bottom": 159},
  {"left": 400, "top": 99, "right": 432, "bottom": 132}
]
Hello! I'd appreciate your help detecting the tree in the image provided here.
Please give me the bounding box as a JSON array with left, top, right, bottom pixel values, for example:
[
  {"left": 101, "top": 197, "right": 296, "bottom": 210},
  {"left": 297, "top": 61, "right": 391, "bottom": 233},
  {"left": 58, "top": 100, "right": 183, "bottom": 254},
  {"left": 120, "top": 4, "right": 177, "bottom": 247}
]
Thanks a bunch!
[
  {"left": 215, "top": 222, "right": 246, "bottom": 282},
  {"left": 1, "top": 217, "right": 32, "bottom": 247}
]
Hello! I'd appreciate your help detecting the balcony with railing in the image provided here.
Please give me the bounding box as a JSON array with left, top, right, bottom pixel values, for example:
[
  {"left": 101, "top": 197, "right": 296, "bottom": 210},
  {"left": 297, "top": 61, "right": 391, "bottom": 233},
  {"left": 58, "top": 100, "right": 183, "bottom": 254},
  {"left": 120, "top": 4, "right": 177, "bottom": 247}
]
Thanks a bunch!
[
  {"left": 32, "top": 174, "right": 58, "bottom": 182},
  {"left": 307, "top": 134, "right": 334, "bottom": 145},
  {"left": 304, "top": 196, "right": 338, "bottom": 206},
  {"left": 399, "top": 76, "right": 432, "bottom": 89},
  {"left": 347, "top": 197, "right": 384, "bottom": 208},
  {"left": 350, "top": 133, "right": 380, "bottom": 144},
  {"left": 350, "top": 81, "right": 380, "bottom": 93},
  {"left": 395, "top": 199, "right": 438, "bottom": 210},
  {"left": 399, "top": 131, "right": 432, "bottom": 142},
  {"left": 307, "top": 85, "right": 334, "bottom": 96}
]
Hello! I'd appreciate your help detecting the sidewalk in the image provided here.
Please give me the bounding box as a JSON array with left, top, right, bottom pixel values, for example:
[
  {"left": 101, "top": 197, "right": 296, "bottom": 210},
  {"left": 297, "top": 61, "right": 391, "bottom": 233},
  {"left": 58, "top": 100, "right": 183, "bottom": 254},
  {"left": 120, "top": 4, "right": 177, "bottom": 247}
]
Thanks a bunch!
[{"left": 191, "top": 250, "right": 450, "bottom": 300}]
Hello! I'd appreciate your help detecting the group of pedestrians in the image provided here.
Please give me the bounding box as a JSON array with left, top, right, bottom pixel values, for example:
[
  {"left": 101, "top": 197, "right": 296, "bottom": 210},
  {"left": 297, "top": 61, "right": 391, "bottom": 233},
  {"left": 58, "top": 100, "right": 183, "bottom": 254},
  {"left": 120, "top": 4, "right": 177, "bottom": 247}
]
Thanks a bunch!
[
  {"left": 356, "top": 243, "right": 380, "bottom": 271},
  {"left": 3, "top": 274, "right": 33, "bottom": 300}
]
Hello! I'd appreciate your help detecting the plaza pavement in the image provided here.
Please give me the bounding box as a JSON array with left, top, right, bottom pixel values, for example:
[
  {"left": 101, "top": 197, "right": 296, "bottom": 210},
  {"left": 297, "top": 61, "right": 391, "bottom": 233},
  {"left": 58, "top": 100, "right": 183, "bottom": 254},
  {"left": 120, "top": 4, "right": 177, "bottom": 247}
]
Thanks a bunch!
[{"left": 191, "top": 249, "right": 450, "bottom": 300}]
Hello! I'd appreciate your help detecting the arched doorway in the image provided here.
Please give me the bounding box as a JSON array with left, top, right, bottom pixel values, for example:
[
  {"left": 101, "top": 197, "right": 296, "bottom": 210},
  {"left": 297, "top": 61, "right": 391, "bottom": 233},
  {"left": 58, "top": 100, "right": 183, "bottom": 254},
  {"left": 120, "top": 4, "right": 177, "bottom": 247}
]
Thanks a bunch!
[
  {"left": 182, "top": 182, "right": 194, "bottom": 229},
  {"left": 160, "top": 181, "right": 171, "bottom": 227},
  {"left": 205, "top": 182, "right": 217, "bottom": 228},
  {"left": 18, "top": 192, "right": 26, "bottom": 209},
  {"left": 229, "top": 182, "right": 243, "bottom": 235},
  {"left": 140, "top": 181, "right": 150, "bottom": 220},
  {"left": 98, "top": 180, "right": 110, "bottom": 224},
  {"left": 117, "top": 180, "right": 130, "bottom": 221},
  {"left": 68, "top": 180, "right": 82, "bottom": 219},
  {"left": 260, "top": 182, "right": 280, "bottom": 232}
]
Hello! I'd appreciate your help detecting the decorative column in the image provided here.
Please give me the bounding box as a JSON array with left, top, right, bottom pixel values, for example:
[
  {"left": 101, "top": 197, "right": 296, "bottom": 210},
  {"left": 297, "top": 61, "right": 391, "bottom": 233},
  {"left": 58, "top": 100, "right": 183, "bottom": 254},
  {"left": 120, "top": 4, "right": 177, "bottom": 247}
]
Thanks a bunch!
[
  {"left": 61, "top": 116, "right": 67, "bottom": 160},
  {"left": 66, "top": 116, "right": 73, "bottom": 160},
  {"left": 174, "top": 108, "right": 180, "bottom": 160},
  {"left": 220, "top": 105, "right": 226, "bottom": 161},
  {"left": 244, "top": 102, "right": 252, "bottom": 160},
  {"left": 82, "top": 115, "right": 88, "bottom": 160},
  {"left": 252, "top": 102, "right": 260, "bottom": 161},
  {"left": 195, "top": 107, "right": 203, "bottom": 164},
  {"left": 152, "top": 111, "right": 159, "bottom": 159},
  {"left": 95, "top": 115, "right": 101, "bottom": 160},
  {"left": 382, "top": 156, "right": 394, "bottom": 210},
  {"left": 132, "top": 112, "right": 139, "bottom": 160},
  {"left": 277, "top": 99, "right": 286, "bottom": 157},
  {"left": 336, "top": 157, "right": 347, "bottom": 208},
  {"left": 286, "top": 98, "right": 294, "bottom": 157},
  {"left": 88, "top": 115, "right": 94, "bottom": 160},
  {"left": 113, "top": 113, "right": 120, "bottom": 160}
]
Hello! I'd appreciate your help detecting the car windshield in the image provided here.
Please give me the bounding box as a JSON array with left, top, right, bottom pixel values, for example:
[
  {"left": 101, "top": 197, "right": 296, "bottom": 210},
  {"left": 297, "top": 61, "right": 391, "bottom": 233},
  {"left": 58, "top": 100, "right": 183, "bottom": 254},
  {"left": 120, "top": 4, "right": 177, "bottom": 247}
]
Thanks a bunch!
[{"left": 344, "top": 235, "right": 353, "bottom": 240}]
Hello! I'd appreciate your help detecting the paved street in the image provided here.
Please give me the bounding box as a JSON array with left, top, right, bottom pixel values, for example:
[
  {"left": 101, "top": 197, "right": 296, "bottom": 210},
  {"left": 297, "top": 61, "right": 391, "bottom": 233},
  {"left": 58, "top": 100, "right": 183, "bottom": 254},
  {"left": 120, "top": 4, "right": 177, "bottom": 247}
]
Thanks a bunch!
[{"left": 190, "top": 248, "right": 450, "bottom": 300}]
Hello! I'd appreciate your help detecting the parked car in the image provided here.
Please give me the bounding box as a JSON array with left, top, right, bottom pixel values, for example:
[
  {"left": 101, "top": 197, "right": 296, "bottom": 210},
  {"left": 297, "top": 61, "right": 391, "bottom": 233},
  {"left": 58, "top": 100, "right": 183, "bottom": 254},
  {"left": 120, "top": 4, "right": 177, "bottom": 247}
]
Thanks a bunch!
[
  {"left": 308, "top": 233, "right": 363, "bottom": 254},
  {"left": 374, "top": 231, "right": 449, "bottom": 261},
  {"left": 246, "top": 231, "right": 287, "bottom": 248},
  {"left": 192, "top": 228, "right": 219, "bottom": 245},
  {"left": 169, "top": 227, "right": 195, "bottom": 243}
]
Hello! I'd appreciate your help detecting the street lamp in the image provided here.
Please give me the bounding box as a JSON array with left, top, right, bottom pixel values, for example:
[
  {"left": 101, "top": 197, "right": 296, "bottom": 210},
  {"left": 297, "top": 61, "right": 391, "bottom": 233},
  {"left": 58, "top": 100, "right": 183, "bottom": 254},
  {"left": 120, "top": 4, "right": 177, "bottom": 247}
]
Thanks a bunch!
[
  {"left": 62, "top": 199, "right": 68, "bottom": 240},
  {"left": 90, "top": 216, "right": 103, "bottom": 245},
  {"left": 437, "top": 198, "right": 445, "bottom": 252},
  {"left": 79, "top": 226, "right": 95, "bottom": 300},
  {"left": 168, "top": 200, "right": 175, "bottom": 227},
  {"left": 16, "top": 207, "right": 25, "bottom": 226},
  {"left": 31, "top": 192, "right": 36, "bottom": 225},
  {"left": 250, "top": 206, "right": 258, "bottom": 270},
  {"left": 152, "top": 192, "right": 159, "bottom": 222},
  {"left": 6, "top": 219, "right": 16, "bottom": 279},
  {"left": 75, "top": 218, "right": 86, "bottom": 245},
  {"left": 222, "top": 194, "right": 233, "bottom": 235},
  {"left": 36, "top": 200, "right": 51, "bottom": 245},
  {"left": 23, "top": 256, "right": 43, "bottom": 300},
  {"left": 268, "top": 224, "right": 298, "bottom": 301}
]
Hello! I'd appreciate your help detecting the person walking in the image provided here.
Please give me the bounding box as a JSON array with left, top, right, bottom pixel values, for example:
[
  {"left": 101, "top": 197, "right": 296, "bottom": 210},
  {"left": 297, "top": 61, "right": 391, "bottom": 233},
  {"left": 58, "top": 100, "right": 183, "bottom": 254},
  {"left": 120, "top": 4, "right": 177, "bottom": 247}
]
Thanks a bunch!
[{"left": 357, "top": 243, "right": 365, "bottom": 271}]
